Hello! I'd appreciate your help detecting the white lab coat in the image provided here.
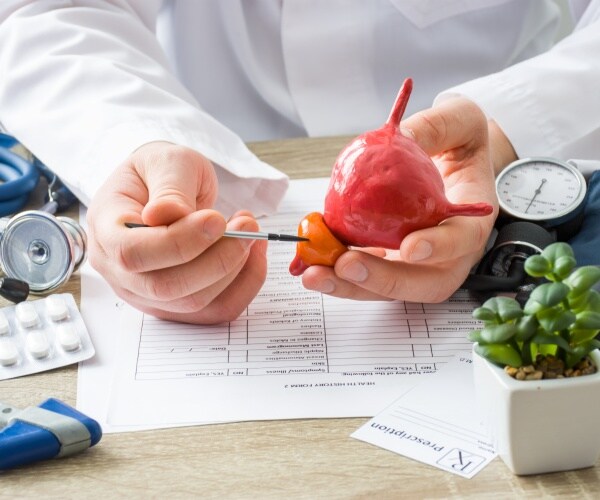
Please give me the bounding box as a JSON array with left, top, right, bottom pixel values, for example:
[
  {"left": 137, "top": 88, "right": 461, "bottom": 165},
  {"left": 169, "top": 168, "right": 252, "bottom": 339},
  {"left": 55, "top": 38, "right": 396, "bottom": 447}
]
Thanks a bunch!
[{"left": 0, "top": 0, "right": 599, "bottom": 217}]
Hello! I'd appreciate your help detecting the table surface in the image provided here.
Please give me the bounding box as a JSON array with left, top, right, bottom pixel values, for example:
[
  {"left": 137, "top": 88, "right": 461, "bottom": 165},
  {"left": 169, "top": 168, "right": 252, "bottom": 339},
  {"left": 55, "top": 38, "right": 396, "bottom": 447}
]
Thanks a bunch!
[{"left": 1, "top": 136, "right": 599, "bottom": 498}]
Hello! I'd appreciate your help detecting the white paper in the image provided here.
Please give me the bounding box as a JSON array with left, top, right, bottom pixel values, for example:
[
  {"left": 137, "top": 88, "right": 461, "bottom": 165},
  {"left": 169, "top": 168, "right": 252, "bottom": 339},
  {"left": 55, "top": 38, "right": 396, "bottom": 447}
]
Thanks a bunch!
[
  {"left": 351, "top": 354, "right": 497, "bottom": 479},
  {"left": 102, "top": 178, "right": 482, "bottom": 429}
]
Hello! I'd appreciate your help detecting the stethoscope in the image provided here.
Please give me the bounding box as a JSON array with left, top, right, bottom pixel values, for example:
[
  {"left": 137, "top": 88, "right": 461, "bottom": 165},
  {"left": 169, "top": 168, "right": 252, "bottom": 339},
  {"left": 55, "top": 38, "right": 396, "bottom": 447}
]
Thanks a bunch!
[{"left": 0, "top": 133, "right": 87, "bottom": 302}]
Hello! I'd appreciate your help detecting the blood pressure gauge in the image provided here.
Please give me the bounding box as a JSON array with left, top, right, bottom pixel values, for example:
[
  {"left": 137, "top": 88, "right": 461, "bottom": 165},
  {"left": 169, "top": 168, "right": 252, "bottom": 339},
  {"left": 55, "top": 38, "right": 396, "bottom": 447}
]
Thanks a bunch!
[{"left": 495, "top": 157, "right": 587, "bottom": 229}]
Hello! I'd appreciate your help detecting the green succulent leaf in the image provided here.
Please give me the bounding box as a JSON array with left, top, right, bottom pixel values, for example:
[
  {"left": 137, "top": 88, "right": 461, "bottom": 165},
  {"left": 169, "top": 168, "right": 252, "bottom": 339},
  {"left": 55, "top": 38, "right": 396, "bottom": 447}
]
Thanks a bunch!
[
  {"left": 524, "top": 255, "right": 551, "bottom": 277},
  {"left": 585, "top": 290, "right": 600, "bottom": 313},
  {"left": 566, "top": 339, "right": 600, "bottom": 368},
  {"left": 467, "top": 330, "right": 483, "bottom": 343},
  {"left": 537, "top": 308, "right": 576, "bottom": 333},
  {"left": 524, "top": 282, "right": 570, "bottom": 313},
  {"left": 573, "top": 311, "right": 600, "bottom": 330},
  {"left": 531, "top": 332, "right": 572, "bottom": 352},
  {"left": 569, "top": 289, "right": 600, "bottom": 313},
  {"left": 570, "top": 328, "right": 600, "bottom": 345},
  {"left": 553, "top": 255, "right": 578, "bottom": 280},
  {"left": 515, "top": 314, "right": 538, "bottom": 342},
  {"left": 523, "top": 300, "right": 543, "bottom": 315},
  {"left": 490, "top": 296, "right": 523, "bottom": 322},
  {"left": 541, "top": 242, "right": 575, "bottom": 266},
  {"left": 472, "top": 307, "right": 497, "bottom": 322},
  {"left": 474, "top": 343, "right": 522, "bottom": 368},
  {"left": 536, "top": 343, "right": 558, "bottom": 357},
  {"left": 480, "top": 323, "right": 517, "bottom": 343},
  {"left": 568, "top": 289, "right": 593, "bottom": 311},
  {"left": 564, "top": 266, "right": 600, "bottom": 297},
  {"left": 478, "top": 296, "right": 523, "bottom": 321}
]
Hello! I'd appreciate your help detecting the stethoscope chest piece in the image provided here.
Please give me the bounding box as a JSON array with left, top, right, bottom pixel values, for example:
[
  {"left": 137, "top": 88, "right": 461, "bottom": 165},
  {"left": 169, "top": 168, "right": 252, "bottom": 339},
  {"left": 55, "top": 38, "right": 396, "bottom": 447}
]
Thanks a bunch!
[{"left": 0, "top": 210, "right": 87, "bottom": 293}]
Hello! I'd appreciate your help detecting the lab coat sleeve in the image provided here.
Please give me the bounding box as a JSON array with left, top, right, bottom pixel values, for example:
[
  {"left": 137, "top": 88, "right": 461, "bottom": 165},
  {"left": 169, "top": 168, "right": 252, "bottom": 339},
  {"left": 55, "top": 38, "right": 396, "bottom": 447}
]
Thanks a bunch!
[
  {"left": 434, "top": 12, "right": 600, "bottom": 163},
  {"left": 0, "top": 0, "right": 288, "bottom": 216}
]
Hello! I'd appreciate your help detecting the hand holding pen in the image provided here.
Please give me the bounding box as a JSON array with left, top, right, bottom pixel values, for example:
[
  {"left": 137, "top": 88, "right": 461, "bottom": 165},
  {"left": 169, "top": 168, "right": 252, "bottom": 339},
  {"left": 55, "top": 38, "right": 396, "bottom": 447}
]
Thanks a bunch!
[{"left": 86, "top": 141, "right": 277, "bottom": 325}]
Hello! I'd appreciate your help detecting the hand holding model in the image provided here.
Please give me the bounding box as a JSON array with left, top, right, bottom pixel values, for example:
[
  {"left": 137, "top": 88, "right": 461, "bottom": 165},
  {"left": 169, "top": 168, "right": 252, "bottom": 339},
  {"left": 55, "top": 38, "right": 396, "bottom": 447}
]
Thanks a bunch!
[
  {"left": 86, "top": 142, "right": 268, "bottom": 324},
  {"left": 290, "top": 78, "right": 493, "bottom": 276},
  {"left": 296, "top": 85, "right": 504, "bottom": 303}
]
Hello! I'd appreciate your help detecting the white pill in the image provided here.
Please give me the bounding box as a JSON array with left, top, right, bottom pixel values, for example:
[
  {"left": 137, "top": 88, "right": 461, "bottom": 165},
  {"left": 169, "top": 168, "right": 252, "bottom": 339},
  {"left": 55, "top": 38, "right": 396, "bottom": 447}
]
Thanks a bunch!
[
  {"left": 56, "top": 323, "right": 81, "bottom": 351},
  {"left": 26, "top": 330, "right": 50, "bottom": 359},
  {"left": 0, "top": 339, "right": 19, "bottom": 366},
  {"left": 0, "top": 311, "right": 9, "bottom": 335},
  {"left": 46, "top": 294, "right": 69, "bottom": 321},
  {"left": 16, "top": 302, "right": 39, "bottom": 328}
]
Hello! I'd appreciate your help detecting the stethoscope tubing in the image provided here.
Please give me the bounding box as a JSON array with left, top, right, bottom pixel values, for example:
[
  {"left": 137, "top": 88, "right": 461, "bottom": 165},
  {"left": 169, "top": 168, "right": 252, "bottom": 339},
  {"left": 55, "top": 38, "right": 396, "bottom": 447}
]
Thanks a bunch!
[{"left": 0, "top": 142, "right": 40, "bottom": 216}]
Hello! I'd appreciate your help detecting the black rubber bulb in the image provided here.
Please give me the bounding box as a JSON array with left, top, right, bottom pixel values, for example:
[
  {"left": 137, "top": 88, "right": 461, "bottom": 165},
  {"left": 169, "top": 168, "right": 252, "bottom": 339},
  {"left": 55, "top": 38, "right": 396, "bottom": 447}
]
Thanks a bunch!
[{"left": 0, "top": 277, "right": 30, "bottom": 303}]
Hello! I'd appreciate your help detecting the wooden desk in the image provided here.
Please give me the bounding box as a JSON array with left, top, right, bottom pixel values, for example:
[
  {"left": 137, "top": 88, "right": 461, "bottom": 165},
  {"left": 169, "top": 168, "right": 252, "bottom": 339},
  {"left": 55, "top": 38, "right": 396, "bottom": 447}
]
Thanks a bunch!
[{"left": 2, "top": 137, "right": 599, "bottom": 498}]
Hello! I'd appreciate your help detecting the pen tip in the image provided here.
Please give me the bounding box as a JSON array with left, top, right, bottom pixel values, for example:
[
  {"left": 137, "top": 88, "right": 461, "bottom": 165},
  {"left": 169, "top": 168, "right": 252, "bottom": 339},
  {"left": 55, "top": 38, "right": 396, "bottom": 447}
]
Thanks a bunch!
[{"left": 277, "top": 234, "right": 309, "bottom": 242}]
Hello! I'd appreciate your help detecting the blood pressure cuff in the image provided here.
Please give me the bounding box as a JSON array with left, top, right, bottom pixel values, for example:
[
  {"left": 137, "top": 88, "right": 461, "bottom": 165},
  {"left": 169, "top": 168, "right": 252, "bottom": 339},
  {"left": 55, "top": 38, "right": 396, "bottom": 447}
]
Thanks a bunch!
[{"left": 569, "top": 170, "right": 600, "bottom": 266}]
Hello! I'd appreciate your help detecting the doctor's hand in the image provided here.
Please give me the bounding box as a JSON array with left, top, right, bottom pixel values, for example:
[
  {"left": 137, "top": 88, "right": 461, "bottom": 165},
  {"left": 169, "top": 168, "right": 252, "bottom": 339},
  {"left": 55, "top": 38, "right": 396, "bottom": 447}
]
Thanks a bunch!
[
  {"left": 86, "top": 141, "right": 267, "bottom": 324},
  {"left": 302, "top": 97, "right": 510, "bottom": 303}
]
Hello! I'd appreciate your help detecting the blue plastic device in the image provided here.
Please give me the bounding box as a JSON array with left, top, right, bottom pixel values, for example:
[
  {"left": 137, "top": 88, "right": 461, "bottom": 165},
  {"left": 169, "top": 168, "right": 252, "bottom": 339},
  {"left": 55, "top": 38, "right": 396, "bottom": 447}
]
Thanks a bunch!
[{"left": 0, "top": 398, "right": 102, "bottom": 470}]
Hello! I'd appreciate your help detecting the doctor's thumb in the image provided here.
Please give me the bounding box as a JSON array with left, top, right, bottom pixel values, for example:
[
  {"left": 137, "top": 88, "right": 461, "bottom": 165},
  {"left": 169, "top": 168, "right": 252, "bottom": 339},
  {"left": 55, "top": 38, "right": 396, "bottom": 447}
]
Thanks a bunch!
[
  {"left": 142, "top": 190, "right": 195, "bottom": 227},
  {"left": 142, "top": 162, "right": 202, "bottom": 226},
  {"left": 133, "top": 142, "right": 219, "bottom": 227}
]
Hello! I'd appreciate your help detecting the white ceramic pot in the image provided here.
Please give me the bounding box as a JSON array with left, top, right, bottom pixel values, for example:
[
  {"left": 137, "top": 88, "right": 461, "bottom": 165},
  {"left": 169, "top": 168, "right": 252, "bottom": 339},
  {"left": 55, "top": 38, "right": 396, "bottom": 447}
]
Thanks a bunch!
[{"left": 472, "top": 347, "right": 600, "bottom": 475}]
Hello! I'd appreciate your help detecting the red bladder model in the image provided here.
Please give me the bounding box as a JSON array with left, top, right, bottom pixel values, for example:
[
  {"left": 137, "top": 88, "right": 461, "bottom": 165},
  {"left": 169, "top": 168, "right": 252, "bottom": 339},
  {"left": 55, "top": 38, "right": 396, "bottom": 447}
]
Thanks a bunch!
[{"left": 289, "top": 78, "right": 493, "bottom": 276}]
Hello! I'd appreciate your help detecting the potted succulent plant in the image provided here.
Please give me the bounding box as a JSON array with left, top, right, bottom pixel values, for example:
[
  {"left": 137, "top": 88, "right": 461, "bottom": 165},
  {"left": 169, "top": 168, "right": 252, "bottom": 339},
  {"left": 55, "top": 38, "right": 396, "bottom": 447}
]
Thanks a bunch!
[{"left": 468, "top": 242, "right": 600, "bottom": 475}]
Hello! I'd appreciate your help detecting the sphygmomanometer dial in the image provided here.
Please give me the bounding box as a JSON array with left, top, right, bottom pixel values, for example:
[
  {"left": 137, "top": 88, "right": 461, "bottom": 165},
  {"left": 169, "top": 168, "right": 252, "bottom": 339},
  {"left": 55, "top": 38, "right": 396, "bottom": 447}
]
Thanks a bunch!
[{"left": 496, "top": 157, "right": 587, "bottom": 224}]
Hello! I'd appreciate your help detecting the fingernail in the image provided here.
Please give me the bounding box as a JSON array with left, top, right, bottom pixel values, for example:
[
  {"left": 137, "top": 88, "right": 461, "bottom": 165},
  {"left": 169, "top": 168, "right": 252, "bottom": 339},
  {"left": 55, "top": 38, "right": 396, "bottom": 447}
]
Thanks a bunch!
[
  {"left": 409, "top": 240, "right": 433, "bottom": 262},
  {"left": 203, "top": 215, "right": 224, "bottom": 241},
  {"left": 313, "top": 279, "right": 335, "bottom": 294},
  {"left": 339, "top": 261, "right": 368, "bottom": 282}
]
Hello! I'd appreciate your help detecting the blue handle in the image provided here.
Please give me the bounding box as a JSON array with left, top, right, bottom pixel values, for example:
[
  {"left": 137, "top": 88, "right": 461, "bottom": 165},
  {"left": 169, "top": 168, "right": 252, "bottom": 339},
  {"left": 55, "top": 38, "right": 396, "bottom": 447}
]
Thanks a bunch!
[
  {"left": 0, "top": 398, "right": 102, "bottom": 470},
  {"left": 0, "top": 419, "right": 60, "bottom": 469}
]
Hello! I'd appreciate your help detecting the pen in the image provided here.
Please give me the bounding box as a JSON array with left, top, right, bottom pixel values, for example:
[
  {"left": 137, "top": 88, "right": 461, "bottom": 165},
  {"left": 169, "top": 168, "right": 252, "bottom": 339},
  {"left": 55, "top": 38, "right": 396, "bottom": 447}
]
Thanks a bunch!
[{"left": 124, "top": 222, "right": 308, "bottom": 242}]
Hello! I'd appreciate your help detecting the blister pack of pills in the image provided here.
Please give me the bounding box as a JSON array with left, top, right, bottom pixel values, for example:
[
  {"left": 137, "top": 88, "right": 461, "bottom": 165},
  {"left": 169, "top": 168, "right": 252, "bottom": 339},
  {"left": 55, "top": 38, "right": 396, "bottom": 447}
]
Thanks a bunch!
[{"left": 0, "top": 293, "right": 95, "bottom": 380}]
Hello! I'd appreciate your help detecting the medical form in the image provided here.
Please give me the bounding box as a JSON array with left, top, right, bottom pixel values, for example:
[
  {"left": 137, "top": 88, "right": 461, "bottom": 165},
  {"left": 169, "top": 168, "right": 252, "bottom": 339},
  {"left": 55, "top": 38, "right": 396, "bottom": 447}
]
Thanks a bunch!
[
  {"left": 135, "top": 279, "right": 476, "bottom": 381},
  {"left": 93, "top": 178, "right": 481, "bottom": 430}
]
